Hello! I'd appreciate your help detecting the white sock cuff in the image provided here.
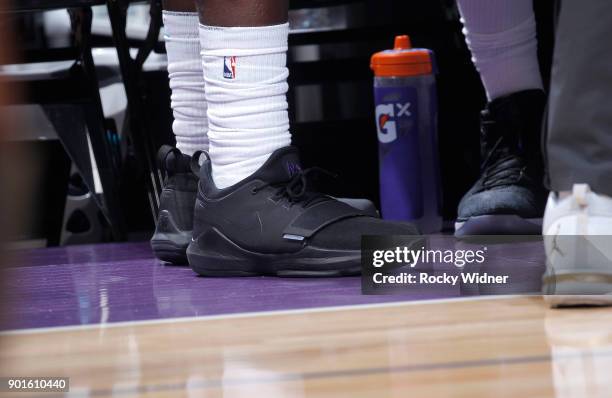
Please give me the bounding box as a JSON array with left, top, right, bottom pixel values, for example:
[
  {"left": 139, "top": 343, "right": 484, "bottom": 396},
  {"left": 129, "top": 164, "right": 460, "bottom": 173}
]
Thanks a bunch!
[
  {"left": 459, "top": 6, "right": 542, "bottom": 100},
  {"left": 463, "top": 15, "right": 537, "bottom": 53},
  {"left": 163, "top": 10, "right": 209, "bottom": 156},
  {"left": 176, "top": 135, "right": 209, "bottom": 156},
  {"left": 199, "top": 23, "right": 289, "bottom": 56},
  {"left": 162, "top": 11, "right": 200, "bottom": 38}
]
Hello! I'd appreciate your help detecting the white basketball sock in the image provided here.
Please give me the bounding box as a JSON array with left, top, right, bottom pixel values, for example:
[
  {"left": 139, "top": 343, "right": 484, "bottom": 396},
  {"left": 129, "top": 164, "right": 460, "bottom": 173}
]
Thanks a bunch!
[
  {"left": 199, "top": 23, "right": 292, "bottom": 189},
  {"left": 456, "top": 0, "right": 543, "bottom": 101},
  {"left": 162, "top": 11, "right": 209, "bottom": 156}
]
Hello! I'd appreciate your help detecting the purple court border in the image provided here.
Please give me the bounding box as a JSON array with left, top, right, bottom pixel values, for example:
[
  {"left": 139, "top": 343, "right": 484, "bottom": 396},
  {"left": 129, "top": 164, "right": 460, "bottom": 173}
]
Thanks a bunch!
[{"left": 0, "top": 239, "right": 545, "bottom": 331}]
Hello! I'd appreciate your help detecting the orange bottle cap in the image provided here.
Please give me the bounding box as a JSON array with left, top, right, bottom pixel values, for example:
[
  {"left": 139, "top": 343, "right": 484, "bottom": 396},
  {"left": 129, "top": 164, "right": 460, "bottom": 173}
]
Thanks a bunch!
[{"left": 370, "top": 35, "right": 434, "bottom": 77}]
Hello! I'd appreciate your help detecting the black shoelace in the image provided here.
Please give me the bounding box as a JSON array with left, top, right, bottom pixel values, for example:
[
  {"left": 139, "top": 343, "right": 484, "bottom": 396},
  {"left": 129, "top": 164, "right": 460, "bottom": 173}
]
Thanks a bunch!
[
  {"left": 481, "top": 136, "right": 527, "bottom": 189},
  {"left": 252, "top": 167, "right": 336, "bottom": 208}
]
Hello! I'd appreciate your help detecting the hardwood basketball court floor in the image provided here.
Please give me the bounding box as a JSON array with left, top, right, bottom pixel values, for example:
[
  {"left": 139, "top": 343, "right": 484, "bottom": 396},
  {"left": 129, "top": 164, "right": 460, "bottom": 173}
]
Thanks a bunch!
[{"left": 1, "top": 242, "right": 611, "bottom": 397}]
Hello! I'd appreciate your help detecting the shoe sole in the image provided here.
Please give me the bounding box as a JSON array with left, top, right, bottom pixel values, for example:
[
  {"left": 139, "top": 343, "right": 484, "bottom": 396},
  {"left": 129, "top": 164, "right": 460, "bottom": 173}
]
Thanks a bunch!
[
  {"left": 455, "top": 215, "right": 542, "bottom": 237},
  {"left": 150, "top": 210, "right": 190, "bottom": 265},
  {"left": 545, "top": 295, "right": 612, "bottom": 307},
  {"left": 151, "top": 238, "right": 188, "bottom": 265},
  {"left": 542, "top": 273, "right": 612, "bottom": 307},
  {"left": 187, "top": 227, "right": 361, "bottom": 277}
]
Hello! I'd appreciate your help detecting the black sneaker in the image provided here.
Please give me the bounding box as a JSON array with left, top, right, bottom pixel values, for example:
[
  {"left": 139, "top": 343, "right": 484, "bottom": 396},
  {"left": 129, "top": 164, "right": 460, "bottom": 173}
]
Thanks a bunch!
[
  {"left": 151, "top": 146, "right": 380, "bottom": 264},
  {"left": 187, "top": 146, "right": 418, "bottom": 276},
  {"left": 150, "top": 146, "right": 199, "bottom": 264},
  {"left": 455, "top": 90, "right": 547, "bottom": 236}
]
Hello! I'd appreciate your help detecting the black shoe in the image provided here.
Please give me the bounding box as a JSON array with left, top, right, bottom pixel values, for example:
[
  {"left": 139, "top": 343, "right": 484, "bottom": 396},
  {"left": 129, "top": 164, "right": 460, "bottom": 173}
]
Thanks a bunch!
[
  {"left": 187, "top": 146, "right": 418, "bottom": 276},
  {"left": 150, "top": 146, "right": 199, "bottom": 264},
  {"left": 150, "top": 146, "right": 380, "bottom": 264},
  {"left": 455, "top": 90, "right": 547, "bottom": 236}
]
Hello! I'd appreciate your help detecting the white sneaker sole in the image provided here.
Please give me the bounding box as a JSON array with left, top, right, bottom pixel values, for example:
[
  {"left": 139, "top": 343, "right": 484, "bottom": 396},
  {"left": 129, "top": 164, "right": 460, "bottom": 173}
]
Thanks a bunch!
[
  {"left": 543, "top": 227, "right": 612, "bottom": 308},
  {"left": 545, "top": 294, "right": 612, "bottom": 307}
]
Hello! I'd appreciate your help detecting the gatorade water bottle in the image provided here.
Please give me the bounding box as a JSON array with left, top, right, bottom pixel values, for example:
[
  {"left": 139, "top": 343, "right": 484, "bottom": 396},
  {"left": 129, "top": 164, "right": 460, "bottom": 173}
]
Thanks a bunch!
[{"left": 370, "top": 35, "right": 442, "bottom": 233}]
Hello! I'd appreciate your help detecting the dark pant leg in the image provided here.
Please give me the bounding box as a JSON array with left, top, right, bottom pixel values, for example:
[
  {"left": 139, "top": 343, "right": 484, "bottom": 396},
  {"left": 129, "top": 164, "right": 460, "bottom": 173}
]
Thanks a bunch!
[{"left": 546, "top": 0, "right": 612, "bottom": 196}]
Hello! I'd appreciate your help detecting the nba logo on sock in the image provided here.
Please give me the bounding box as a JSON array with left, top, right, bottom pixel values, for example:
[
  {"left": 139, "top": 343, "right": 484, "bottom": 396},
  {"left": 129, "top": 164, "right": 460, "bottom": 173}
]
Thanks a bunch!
[{"left": 223, "top": 56, "right": 237, "bottom": 79}]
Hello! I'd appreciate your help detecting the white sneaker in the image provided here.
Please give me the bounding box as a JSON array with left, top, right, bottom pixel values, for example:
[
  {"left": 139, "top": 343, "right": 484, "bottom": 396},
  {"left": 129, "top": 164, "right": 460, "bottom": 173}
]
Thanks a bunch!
[{"left": 542, "top": 184, "right": 612, "bottom": 307}]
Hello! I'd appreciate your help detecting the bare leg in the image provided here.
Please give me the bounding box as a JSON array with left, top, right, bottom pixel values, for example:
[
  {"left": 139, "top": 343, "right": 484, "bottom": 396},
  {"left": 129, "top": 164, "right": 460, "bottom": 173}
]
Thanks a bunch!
[
  {"left": 197, "top": 0, "right": 288, "bottom": 27},
  {"left": 162, "top": 0, "right": 196, "bottom": 12}
]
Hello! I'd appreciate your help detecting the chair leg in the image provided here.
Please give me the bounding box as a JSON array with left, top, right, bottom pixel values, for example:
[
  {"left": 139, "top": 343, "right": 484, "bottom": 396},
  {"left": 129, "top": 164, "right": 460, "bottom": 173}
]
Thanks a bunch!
[
  {"left": 70, "top": 6, "right": 126, "bottom": 240},
  {"left": 106, "top": 0, "right": 164, "bottom": 223}
]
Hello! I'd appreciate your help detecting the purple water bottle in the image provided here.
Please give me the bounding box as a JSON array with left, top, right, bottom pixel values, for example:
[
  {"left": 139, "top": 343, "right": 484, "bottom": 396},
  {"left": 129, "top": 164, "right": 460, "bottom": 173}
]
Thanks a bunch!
[{"left": 370, "top": 35, "right": 442, "bottom": 233}]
